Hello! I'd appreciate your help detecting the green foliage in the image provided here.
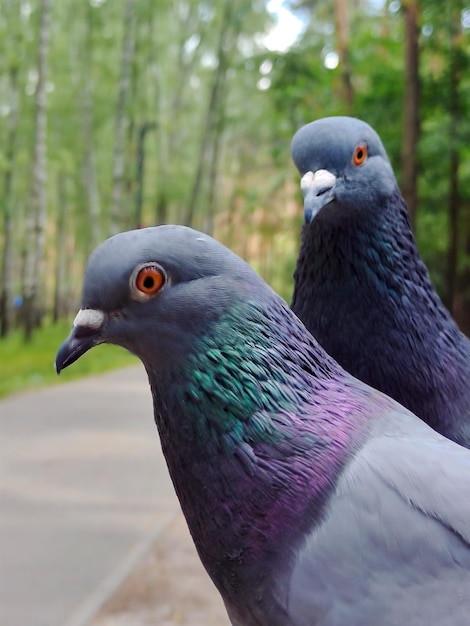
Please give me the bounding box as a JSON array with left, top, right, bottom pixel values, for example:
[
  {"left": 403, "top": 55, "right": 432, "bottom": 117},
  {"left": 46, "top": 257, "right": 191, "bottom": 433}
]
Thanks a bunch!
[
  {"left": 272, "top": 0, "right": 470, "bottom": 327},
  {"left": 1, "top": 0, "right": 470, "bottom": 358}
]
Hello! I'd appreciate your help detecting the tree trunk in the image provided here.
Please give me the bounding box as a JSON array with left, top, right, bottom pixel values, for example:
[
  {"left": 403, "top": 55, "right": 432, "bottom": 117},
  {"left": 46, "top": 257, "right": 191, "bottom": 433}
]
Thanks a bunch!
[
  {"left": 167, "top": 3, "right": 200, "bottom": 159},
  {"left": 53, "top": 174, "right": 68, "bottom": 323},
  {"left": 82, "top": 1, "right": 101, "bottom": 252},
  {"left": 204, "top": 103, "right": 226, "bottom": 237},
  {"left": 334, "top": 0, "right": 354, "bottom": 112},
  {"left": 22, "top": 0, "right": 51, "bottom": 341},
  {"left": 110, "top": 0, "right": 135, "bottom": 235},
  {"left": 153, "top": 3, "right": 200, "bottom": 225},
  {"left": 458, "top": 226, "right": 470, "bottom": 335},
  {"left": 0, "top": 65, "right": 19, "bottom": 337},
  {"left": 447, "top": 146, "right": 459, "bottom": 314},
  {"left": 185, "top": 0, "right": 232, "bottom": 227},
  {"left": 155, "top": 190, "right": 168, "bottom": 226},
  {"left": 401, "top": 0, "right": 420, "bottom": 230},
  {"left": 134, "top": 122, "right": 157, "bottom": 228},
  {"left": 445, "top": 6, "right": 462, "bottom": 315}
]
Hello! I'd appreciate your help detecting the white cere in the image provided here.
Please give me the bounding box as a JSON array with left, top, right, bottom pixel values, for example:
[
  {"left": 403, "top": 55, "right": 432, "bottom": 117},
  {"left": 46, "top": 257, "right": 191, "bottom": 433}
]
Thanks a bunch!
[{"left": 73, "top": 308, "right": 105, "bottom": 329}]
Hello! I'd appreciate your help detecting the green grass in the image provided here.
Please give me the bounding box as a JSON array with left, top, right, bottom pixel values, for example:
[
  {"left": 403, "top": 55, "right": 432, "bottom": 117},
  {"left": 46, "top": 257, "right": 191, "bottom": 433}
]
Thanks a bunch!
[{"left": 0, "top": 321, "right": 136, "bottom": 399}]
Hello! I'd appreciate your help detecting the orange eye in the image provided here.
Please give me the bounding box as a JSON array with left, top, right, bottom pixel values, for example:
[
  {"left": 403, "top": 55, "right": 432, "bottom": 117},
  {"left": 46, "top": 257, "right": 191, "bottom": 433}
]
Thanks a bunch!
[
  {"left": 353, "top": 143, "right": 368, "bottom": 166},
  {"left": 131, "top": 264, "right": 166, "bottom": 300}
]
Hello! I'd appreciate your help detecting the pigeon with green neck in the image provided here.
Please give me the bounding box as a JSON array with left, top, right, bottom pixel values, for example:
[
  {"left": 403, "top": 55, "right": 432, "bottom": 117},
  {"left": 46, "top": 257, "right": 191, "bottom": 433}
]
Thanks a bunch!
[{"left": 56, "top": 225, "right": 470, "bottom": 626}]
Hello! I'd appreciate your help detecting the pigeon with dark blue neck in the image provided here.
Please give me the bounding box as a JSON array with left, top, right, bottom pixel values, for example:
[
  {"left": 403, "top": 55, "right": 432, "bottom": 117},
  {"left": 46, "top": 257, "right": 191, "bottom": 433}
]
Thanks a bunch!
[{"left": 291, "top": 116, "right": 470, "bottom": 448}]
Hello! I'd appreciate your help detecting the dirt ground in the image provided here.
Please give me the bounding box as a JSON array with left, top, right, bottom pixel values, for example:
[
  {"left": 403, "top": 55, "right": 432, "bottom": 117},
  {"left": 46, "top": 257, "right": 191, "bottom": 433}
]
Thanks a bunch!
[{"left": 90, "top": 513, "right": 231, "bottom": 626}]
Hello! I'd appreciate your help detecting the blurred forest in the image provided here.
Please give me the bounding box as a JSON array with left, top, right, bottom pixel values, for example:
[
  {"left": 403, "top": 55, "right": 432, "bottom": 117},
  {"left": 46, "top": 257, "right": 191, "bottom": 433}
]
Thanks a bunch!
[{"left": 0, "top": 0, "right": 469, "bottom": 342}]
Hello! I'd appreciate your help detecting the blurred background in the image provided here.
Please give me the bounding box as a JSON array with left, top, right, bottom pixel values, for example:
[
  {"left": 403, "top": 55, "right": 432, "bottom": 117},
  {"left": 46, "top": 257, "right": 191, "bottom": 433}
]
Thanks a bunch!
[
  {"left": 0, "top": 2, "right": 469, "bottom": 624},
  {"left": 0, "top": 0, "right": 469, "bottom": 393}
]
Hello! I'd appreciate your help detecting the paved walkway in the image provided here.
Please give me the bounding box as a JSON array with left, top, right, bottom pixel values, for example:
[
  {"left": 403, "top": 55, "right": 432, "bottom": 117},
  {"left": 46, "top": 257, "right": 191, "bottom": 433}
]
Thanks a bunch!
[
  {"left": 0, "top": 366, "right": 181, "bottom": 626},
  {"left": 89, "top": 513, "right": 230, "bottom": 626}
]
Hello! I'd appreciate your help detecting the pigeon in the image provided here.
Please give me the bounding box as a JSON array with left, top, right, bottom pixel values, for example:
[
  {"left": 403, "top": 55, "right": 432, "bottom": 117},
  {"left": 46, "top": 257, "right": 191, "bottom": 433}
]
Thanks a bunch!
[
  {"left": 56, "top": 225, "right": 470, "bottom": 626},
  {"left": 291, "top": 116, "right": 470, "bottom": 448}
]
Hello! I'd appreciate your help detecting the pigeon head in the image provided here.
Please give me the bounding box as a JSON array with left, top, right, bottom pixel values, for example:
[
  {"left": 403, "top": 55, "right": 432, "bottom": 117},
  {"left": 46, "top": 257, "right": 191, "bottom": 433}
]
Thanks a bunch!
[
  {"left": 291, "top": 116, "right": 396, "bottom": 223},
  {"left": 55, "top": 224, "right": 380, "bottom": 609},
  {"left": 55, "top": 225, "right": 260, "bottom": 375}
]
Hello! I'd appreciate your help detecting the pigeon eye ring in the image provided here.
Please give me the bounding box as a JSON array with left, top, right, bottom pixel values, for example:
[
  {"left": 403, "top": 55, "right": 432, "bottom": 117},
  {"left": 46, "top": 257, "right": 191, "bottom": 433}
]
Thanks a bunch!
[
  {"left": 130, "top": 263, "right": 167, "bottom": 301},
  {"left": 353, "top": 143, "right": 368, "bottom": 166}
]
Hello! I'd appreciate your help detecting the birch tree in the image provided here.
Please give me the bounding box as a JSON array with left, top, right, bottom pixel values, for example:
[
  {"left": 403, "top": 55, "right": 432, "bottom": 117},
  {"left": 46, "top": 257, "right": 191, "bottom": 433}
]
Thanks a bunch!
[
  {"left": 110, "top": 0, "right": 135, "bottom": 235},
  {"left": 22, "top": 0, "right": 51, "bottom": 341},
  {"left": 82, "top": 1, "right": 101, "bottom": 251},
  {"left": 0, "top": 64, "right": 19, "bottom": 337},
  {"left": 185, "top": 0, "right": 233, "bottom": 227},
  {"left": 53, "top": 173, "right": 68, "bottom": 322}
]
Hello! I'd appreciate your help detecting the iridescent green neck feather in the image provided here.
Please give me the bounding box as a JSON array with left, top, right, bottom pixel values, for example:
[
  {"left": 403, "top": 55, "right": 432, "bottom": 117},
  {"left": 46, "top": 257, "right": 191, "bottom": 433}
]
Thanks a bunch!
[{"left": 148, "top": 298, "right": 378, "bottom": 600}]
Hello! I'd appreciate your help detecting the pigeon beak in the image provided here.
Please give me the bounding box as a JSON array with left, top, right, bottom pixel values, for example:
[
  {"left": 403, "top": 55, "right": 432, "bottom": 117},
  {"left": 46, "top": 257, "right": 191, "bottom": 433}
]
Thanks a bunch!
[
  {"left": 55, "top": 309, "right": 105, "bottom": 374},
  {"left": 300, "top": 169, "right": 336, "bottom": 223}
]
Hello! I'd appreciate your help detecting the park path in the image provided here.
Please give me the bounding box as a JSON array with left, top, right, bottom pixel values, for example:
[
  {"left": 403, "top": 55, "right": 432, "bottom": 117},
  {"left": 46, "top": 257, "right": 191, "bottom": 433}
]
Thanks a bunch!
[{"left": 0, "top": 365, "right": 227, "bottom": 626}]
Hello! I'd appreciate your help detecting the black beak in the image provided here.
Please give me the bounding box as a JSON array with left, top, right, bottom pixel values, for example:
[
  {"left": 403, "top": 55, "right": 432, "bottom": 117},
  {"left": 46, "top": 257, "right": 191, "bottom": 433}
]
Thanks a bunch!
[{"left": 55, "top": 324, "right": 102, "bottom": 374}]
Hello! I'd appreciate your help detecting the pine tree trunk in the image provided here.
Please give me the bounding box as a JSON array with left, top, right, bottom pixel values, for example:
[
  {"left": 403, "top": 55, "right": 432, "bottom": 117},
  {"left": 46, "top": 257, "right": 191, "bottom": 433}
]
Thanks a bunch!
[
  {"left": 447, "top": 147, "right": 460, "bottom": 314},
  {"left": 445, "top": 6, "right": 462, "bottom": 315},
  {"left": 0, "top": 65, "right": 19, "bottom": 337},
  {"left": 334, "top": 0, "right": 354, "bottom": 112},
  {"left": 23, "top": 0, "right": 51, "bottom": 341},
  {"left": 110, "top": 0, "right": 135, "bottom": 235},
  {"left": 458, "top": 228, "right": 470, "bottom": 335},
  {"left": 401, "top": 0, "right": 420, "bottom": 230}
]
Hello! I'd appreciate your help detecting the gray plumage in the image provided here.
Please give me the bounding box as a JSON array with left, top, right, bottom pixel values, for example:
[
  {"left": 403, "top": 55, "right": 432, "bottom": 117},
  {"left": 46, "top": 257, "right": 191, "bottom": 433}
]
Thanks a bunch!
[{"left": 56, "top": 225, "right": 470, "bottom": 626}]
